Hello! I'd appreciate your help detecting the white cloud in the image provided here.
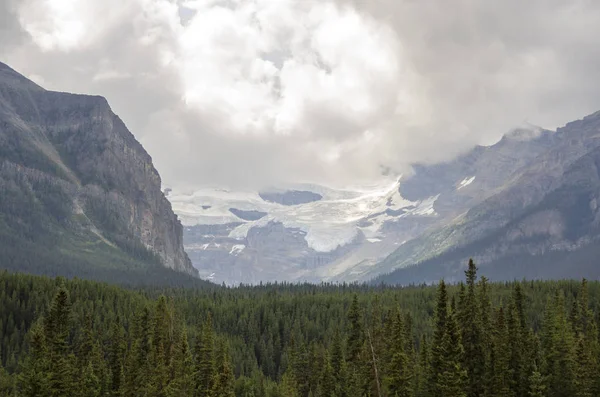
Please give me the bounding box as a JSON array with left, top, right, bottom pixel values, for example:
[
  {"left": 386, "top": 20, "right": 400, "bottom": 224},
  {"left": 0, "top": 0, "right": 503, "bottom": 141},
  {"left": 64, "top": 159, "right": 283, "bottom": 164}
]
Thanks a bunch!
[{"left": 2, "top": 0, "right": 600, "bottom": 189}]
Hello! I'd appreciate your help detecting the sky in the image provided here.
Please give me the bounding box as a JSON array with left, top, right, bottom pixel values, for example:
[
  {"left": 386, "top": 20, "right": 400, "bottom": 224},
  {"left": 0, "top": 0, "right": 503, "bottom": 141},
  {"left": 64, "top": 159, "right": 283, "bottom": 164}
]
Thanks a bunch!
[{"left": 1, "top": 0, "right": 600, "bottom": 191}]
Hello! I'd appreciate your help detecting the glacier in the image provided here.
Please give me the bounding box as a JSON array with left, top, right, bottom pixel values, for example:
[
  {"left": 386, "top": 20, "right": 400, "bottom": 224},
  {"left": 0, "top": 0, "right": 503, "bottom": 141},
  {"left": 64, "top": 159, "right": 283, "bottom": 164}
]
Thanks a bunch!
[{"left": 169, "top": 178, "right": 438, "bottom": 253}]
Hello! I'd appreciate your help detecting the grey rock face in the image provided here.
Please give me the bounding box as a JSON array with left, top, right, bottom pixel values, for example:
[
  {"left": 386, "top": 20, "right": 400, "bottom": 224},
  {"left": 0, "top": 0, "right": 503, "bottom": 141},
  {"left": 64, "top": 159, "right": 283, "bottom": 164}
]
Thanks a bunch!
[
  {"left": 259, "top": 190, "right": 323, "bottom": 206},
  {"left": 376, "top": 111, "right": 600, "bottom": 284},
  {"left": 184, "top": 220, "right": 363, "bottom": 284},
  {"left": 228, "top": 208, "right": 267, "bottom": 221},
  {"left": 0, "top": 61, "right": 197, "bottom": 276}
]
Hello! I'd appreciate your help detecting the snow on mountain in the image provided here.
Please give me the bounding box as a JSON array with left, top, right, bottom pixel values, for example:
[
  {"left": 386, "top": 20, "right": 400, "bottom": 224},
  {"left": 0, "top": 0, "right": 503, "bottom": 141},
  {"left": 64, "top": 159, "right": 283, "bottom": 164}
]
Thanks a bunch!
[
  {"left": 458, "top": 176, "right": 475, "bottom": 189},
  {"left": 170, "top": 178, "right": 437, "bottom": 253}
]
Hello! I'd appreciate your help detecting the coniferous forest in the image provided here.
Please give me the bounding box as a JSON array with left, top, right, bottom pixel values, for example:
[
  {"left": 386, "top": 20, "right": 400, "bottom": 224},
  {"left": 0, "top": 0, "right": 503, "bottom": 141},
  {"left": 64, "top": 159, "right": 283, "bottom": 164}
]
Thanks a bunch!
[{"left": 0, "top": 260, "right": 599, "bottom": 396}]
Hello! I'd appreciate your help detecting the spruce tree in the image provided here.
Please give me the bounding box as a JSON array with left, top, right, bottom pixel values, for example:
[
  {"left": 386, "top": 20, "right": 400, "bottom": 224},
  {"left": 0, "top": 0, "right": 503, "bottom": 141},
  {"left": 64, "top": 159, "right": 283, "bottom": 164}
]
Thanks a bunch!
[
  {"left": 167, "top": 323, "right": 194, "bottom": 397},
  {"left": 507, "top": 283, "right": 532, "bottom": 396},
  {"left": 18, "top": 321, "right": 50, "bottom": 397},
  {"left": 386, "top": 309, "right": 412, "bottom": 397},
  {"left": 346, "top": 295, "right": 363, "bottom": 365},
  {"left": 574, "top": 337, "right": 596, "bottom": 397},
  {"left": 280, "top": 371, "right": 300, "bottom": 397},
  {"left": 460, "top": 259, "right": 485, "bottom": 397},
  {"left": 542, "top": 292, "right": 576, "bottom": 397},
  {"left": 212, "top": 338, "right": 235, "bottom": 397},
  {"left": 436, "top": 299, "right": 466, "bottom": 397},
  {"left": 528, "top": 369, "right": 546, "bottom": 397},
  {"left": 318, "top": 350, "right": 336, "bottom": 397},
  {"left": 490, "top": 308, "right": 511, "bottom": 397},
  {"left": 428, "top": 280, "right": 448, "bottom": 396},
  {"left": 151, "top": 296, "right": 172, "bottom": 397},
  {"left": 44, "top": 287, "right": 74, "bottom": 397},
  {"left": 194, "top": 313, "right": 216, "bottom": 397},
  {"left": 0, "top": 364, "right": 14, "bottom": 396},
  {"left": 416, "top": 336, "right": 429, "bottom": 397},
  {"left": 330, "top": 329, "right": 348, "bottom": 397},
  {"left": 125, "top": 307, "right": 152, "bottom": 397},
  {"left": 108, "top": 318, "right": 125, "bottom": 397}
]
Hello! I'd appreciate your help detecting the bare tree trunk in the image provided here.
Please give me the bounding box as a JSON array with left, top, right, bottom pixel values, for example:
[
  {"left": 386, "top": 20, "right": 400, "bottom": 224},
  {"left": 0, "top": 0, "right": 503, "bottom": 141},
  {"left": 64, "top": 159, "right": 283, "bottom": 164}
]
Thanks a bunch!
[{"left": 367, "top": 329, "right": 382, "bottom": 397}]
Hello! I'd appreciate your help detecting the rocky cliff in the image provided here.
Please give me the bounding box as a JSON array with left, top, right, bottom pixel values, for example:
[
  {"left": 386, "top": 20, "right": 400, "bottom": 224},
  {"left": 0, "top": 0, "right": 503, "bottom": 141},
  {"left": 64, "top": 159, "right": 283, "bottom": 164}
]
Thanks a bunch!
[
  {"left": 375, "top": 111, "right": 600, "bottom": 284},
  {"left": 0, "top": 61, "right": 197, "bottom": 278}
]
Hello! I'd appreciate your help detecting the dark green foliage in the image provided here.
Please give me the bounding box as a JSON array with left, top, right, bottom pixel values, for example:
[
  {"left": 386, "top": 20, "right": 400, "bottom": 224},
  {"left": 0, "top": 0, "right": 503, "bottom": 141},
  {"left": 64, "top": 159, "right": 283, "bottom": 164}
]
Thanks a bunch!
[
  {"left": 1, "top": 262, "right": 600, "bottom": 396},
  {"left": 385, "top": 310, "right": 412, "bottom": 397},
  {"left": 194, "top": 313, "right": 216, "bottom": 397}
]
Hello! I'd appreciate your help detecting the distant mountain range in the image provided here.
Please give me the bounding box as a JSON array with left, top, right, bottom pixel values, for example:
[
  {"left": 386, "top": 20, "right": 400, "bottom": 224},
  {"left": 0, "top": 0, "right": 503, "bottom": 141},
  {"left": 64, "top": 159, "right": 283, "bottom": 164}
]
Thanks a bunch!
[
  {"left": 375, "top": 111, "right": 600, "bottom": 284},
  {"left": 3, "top": 60, "right": 600, "bottom": 286},
  {"left": 172, "top": 112, "right": 600, "bottom": 285},
  {"left": 0, "top": 62, "right": 200, "bottom": 285}
]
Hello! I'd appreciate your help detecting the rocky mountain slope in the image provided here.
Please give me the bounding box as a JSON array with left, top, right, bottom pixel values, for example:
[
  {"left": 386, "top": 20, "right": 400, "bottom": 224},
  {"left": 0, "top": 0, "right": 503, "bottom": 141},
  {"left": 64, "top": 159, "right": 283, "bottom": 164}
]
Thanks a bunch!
[
  {"left": 171, "top": 125, "right": 567, "bottom": 284},
  {"left": 174, "top": 109, "right": 600, "bottom": 285},
  {"left": 0, "top": 62, "right": 198, "bottom": 282},
  {"left": 171, "top": 181, "right": 439, "bottom": 284},
  {"left": 375, "top": 110, "right": 600, "bottom": 284}
]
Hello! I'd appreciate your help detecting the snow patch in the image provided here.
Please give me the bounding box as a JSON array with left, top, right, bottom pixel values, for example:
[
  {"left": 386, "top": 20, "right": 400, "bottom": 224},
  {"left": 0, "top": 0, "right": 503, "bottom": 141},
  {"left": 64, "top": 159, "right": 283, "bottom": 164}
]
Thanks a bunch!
[
  {"left": 458, "top": 176, "right": 475, "bottom": 189},
  {"left": 171, "top": 178, "right": 439, "bottom": 253},
  {"left": 229, "top": 244, "right": 245, "bottom": 255}
]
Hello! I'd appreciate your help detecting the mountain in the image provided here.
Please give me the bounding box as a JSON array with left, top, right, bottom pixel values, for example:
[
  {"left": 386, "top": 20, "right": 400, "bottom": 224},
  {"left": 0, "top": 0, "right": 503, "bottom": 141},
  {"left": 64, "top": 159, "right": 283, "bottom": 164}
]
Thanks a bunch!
[
  {"left": 173, "top": 110, "right": 600, "bottom": 285},
  {"left": 375, "top": 111, "right": 600, "bottom": 284},
  {"left": 170, "top": 181, "right": 439, "bottom": 284},
  {"left": 170, "top": 123, "right": 570, "bottom": 284},
  {"left": 0, "top": 61, "right": 199, "bottom": 283}
]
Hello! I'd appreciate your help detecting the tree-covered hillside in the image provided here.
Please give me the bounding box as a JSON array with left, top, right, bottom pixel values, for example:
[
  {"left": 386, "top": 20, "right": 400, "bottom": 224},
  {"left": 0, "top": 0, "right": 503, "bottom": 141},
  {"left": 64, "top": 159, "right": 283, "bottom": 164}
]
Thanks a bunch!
[{"left": 0, "top": 261, "right": 598, "bottom": 396}]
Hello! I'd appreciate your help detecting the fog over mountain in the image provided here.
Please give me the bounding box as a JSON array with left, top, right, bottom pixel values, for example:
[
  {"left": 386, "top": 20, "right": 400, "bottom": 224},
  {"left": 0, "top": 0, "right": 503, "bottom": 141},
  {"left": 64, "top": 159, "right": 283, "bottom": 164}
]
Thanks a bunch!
[{"left": 1, "top": 0, "right": 600, "bottom": 191}]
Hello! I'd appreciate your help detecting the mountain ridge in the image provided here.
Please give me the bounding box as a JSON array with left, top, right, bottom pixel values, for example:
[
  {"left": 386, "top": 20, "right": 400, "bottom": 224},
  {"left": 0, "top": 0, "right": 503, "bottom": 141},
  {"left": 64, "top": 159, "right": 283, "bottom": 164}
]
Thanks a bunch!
[
  {"left": 0, "top": 61, "right": 199, "bottom": 283},
  {"left": 374, "top": 109, "right": 600, "bottom": 284}
]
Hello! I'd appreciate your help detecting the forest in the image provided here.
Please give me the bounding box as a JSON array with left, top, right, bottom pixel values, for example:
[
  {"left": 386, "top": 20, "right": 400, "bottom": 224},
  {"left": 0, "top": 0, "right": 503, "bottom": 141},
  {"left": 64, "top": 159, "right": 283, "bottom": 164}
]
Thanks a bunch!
[{"left": 0, "top": 259, "right": 599, "bottom": 396}]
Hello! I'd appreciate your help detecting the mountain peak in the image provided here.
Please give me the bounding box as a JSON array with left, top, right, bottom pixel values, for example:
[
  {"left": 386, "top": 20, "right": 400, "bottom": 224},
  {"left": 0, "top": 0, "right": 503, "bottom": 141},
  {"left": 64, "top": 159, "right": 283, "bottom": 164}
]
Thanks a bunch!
[
  {"left": 0, "top": 62, "right": 198, "bottom": 281},
  {"left": 501, "top": 124, "right": 546, "bottom": 142},
  {"left": 0, "top": 61, "right": 44, "bottom": 91}
]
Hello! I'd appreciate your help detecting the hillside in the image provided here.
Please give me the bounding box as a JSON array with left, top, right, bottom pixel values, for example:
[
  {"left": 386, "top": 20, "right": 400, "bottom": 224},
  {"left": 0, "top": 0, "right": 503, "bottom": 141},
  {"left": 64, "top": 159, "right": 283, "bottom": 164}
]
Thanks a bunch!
[
  {"left": 0, "top": 62, "right": 199, "bottom": 285},
  {"left": 376, "top": 111, "right": 600, "bottom": 284}
]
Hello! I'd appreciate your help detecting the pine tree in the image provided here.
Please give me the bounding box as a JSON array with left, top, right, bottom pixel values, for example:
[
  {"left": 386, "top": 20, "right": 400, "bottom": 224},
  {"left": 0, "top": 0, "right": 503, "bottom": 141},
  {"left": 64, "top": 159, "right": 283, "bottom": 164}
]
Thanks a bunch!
[
  {"left": 478, "top": 276, "right": 493, "bottom": 397},
  {"left": 528, "top": 369, "right": 546, "bottom": 397},
  {"left": 416, "top": 336, "right": 429, "bottom": 397},
  {"left": 459, "top": 259, "right": 485, "bottom": 397},
  {"left": 490, "top": 308, "right": 511, "bottom": 397},
  {"left": 542, "top": 292, "right": 576, "bottom": 397},
  {"left": 574, "top": 336, "right": 596, "bottom": 397},
  {"left": 507, "top": 283, "right": 532, "bottom": 396},
  {"left": 346, "top": 295, "right": 363, "bottom": 365},
  {"left": 18, "top": 321, "right": 50, "bottom": 397},
  {"left": 44, "top": 287, "right": 74, "bottom": 397},
  {"left": 280, "top": 371, "right": 300, "bottom": 397},
  {"left": 125, "top": 307, "right": 152, "bottom": 397},
  {"left": 108, "top": 318, "right": 126, "bottom": 397},
  {"left": 428, "top": 280, "right": 449, "bottom": 396},
  {"left": 318, "top": 350, "right": 336, "bottom": 397},
  {"left": 330, "top": 330, "right": 348, "bottom": 397},
  {"left": 81, "top": 361, "right": 101, "bottom": 397},
  {"left": 212, "top": 338, "right": 235, "bottom": 397},
  {"left": 0, "top": 363, "right": 14, "bottom": 396},
  {"left": 167, "top": 323, "right": 194, "bottom": 397},
  {"left": 151, "top": 296, "right": 173, "bottom": 397},
  {"left": 291, "top": 338, "right": 311, "bottom": 397},
  {"left": 194, "top": 313, "right": 216, "bottom": 397},
  {"left": 436, "top": 301, "right": 467, "bottom": 397},
  {"left": 386, "top": 309, "right": 412, "bottom": 397}
]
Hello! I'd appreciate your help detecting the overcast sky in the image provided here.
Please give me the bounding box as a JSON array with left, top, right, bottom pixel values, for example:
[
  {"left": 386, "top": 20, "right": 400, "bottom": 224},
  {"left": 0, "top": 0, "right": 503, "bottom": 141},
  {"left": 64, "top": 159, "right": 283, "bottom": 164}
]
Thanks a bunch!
[{"left": 1, "top": 0, "right": 600, "bottom": 190}]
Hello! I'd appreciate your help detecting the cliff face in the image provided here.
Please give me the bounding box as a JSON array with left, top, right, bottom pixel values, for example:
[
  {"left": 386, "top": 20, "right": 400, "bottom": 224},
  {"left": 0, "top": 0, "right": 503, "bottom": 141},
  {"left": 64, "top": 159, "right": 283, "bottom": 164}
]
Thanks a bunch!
[
  {"left": 0, "top": 61, "right": 197, "bottom": 277},
  {"left": 375, "top": 111, "right": 600, "bottom": 285}
]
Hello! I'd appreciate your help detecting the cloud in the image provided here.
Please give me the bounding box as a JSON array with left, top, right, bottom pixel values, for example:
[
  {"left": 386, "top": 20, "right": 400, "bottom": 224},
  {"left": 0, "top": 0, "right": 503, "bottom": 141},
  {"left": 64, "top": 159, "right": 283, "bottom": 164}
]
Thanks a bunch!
[{"left": 1, "top": 0, "right": 600, "bottom": 190}]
